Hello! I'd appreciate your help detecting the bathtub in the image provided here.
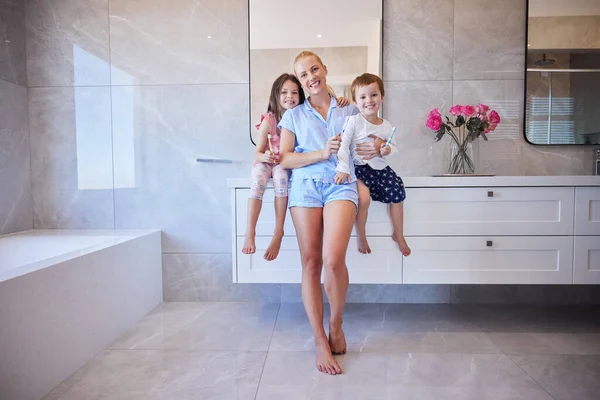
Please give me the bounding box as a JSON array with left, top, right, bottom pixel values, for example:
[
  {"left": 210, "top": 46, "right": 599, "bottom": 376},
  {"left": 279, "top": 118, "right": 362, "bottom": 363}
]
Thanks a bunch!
[{"left": 0, "top": 229, "right": 162, "bottom": 400}]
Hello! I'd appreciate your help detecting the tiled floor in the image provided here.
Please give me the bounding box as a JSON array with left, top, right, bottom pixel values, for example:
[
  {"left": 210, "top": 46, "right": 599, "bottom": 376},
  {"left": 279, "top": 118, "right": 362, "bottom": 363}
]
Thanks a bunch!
[{"left": 44, "top": 303, "right": 600, "bottom": 400}]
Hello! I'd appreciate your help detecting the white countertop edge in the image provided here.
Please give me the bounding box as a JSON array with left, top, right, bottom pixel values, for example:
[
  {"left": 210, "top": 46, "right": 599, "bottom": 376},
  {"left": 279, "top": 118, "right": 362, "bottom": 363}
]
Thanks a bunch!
[{"left": 227, "top": 176, "right": 600, "bottom": 188}]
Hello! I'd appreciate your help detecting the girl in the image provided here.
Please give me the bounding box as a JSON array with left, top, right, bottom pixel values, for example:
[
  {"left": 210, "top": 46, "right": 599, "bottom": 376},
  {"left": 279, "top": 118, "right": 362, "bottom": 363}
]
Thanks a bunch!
[
  {"left": 242, "top": 74, "right": 351, "bottom": 261},
  {"left": 241, "top": 73, "right": 304, "bottom": 261}
]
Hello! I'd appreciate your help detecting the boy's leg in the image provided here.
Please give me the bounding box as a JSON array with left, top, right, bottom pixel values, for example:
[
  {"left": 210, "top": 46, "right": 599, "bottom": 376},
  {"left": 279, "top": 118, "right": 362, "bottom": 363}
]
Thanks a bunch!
[
  {"left": 356, "top": 179, "right": 371, "bottom": 254},
  {"left": 390, "top": 201, "right": 411, "bottom": 256}
]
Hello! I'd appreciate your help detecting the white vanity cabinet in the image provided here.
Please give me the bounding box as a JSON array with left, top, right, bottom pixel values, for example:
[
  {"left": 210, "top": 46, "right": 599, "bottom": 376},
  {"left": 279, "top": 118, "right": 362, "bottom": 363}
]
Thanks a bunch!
[{"left": 228, "top": 176, "right": 600, "bottom": 285}]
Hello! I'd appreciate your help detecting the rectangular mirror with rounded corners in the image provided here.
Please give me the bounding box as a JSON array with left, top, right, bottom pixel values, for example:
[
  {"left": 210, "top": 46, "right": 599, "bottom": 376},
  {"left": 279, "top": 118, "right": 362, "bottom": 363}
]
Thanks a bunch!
[
  {"left": 248, "top": 0, "right": 383, "bottom": 144},
  {"left": 525, "top": 0, "right": 600, "bottom": 145}
]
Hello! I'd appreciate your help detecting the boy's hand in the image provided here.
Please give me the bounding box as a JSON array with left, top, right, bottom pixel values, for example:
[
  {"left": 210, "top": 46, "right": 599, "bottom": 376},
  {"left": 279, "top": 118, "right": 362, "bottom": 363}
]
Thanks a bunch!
[
  {"left": 380, "top": 144, "right": 391, "bottom": 156},
  {"left": 334, "top": 172, "right": 350, "bottom": 185}
]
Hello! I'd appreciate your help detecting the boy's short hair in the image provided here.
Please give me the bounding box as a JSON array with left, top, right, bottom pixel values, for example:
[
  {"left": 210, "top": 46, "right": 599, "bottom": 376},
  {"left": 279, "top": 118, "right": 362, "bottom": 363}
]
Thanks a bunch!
[{"left": 351, "top": 73, "right": 385, "bottom": 101}]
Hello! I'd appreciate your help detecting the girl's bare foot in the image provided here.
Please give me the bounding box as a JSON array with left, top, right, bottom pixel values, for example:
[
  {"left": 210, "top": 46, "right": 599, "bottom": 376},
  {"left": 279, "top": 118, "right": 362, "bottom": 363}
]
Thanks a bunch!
[
  {"left": 392, "top": 234, "right": 411, "bottom": 256},
  {"left": 329, "top": 325, "right": 347, "bottom": 355},
  {"left": 264, "top": 233, "right": 283, "bottom": 261},
  {"left": 315, "top": 338, "right": 342, "bottom": 375},
  {"left": 241, "top": 233, "right": 256, "bottom": 254},
  {"left": 357, "top": 235, "right": 371, "bottom": 254}
]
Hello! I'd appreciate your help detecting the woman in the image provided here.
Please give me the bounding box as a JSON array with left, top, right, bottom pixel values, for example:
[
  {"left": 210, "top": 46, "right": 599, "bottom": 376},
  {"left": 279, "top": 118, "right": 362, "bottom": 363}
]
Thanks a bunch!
[{"left": 279, "top": 51, "right": 384, "bottom": 375}]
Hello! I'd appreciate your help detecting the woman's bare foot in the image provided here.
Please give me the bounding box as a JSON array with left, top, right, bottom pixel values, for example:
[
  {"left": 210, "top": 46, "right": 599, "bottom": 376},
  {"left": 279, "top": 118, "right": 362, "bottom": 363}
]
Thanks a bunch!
[
  {"left": 357, "top": 235, "right": 371, "bottom": 254},
  {"left": 241, "top": 233, "right": 256, "bottom": 254},
  {"left": 329, "top": 325, "right": 347, "bottom": 355},
  {"left": 392, "top": 234, "right": 411, "bottom": 256},
  {"left": 315, "top": 339, "right": 342, "bottom": 375},
  {"left": 264, "top": 233, "right": 283, "bottom": 261}
]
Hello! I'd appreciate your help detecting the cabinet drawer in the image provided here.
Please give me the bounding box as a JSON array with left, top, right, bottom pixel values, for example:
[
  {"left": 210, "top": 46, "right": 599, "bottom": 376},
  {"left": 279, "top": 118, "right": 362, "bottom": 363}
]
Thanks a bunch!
[
  {"left": 235, "top": 188, "right": 394, "bottom": 236},
  {"left": 404, "top": 187, "right": 574, "bottom": 236},
  {"left": 403, "top": 236, "right": 573, "bottom": 284},
  {"left": 235, "top": 236, "right": 402, "bottom": 284},
  {"left": 574, "top": 187, "right": 600, "bottom": 235},
  {"left": 573, "top": 236, "right": 600, "bottom": 284}
]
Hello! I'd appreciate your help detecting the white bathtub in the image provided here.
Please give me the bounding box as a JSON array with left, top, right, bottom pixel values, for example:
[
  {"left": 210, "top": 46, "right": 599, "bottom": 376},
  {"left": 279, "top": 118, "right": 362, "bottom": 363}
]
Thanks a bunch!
[{"left": 0, "top": 229, "right": 163, "bottom": 400}]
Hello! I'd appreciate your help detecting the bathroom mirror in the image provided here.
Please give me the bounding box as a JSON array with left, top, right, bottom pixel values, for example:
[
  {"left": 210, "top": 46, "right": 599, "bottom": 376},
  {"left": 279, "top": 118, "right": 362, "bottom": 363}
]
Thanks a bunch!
[
  {"left": 248, "top": 0, "right": 383, "bottom": 144},
  {"left": 525, "top": 0, "right": 600, "bottom": 145}
]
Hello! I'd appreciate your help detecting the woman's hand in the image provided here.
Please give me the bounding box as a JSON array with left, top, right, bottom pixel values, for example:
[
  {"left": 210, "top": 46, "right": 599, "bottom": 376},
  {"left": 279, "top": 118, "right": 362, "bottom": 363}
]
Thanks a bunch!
[
  {"left": 334, "top": 172, "right": 350, "bottom": 185},
  {"left": 356, "top": 134, "right": 386, "bottom": 160},
  {"left": 337, "top": 97, "right": 350, "bottom": 107},
  {"left": 380, "top": 144, "right": 391, "bottom": 157},
  {"left": 259, "top": 150, "right": 276, "bottom": 164},
  {"left": 321, "top": 134, "right": 341, "bottom": 160}
]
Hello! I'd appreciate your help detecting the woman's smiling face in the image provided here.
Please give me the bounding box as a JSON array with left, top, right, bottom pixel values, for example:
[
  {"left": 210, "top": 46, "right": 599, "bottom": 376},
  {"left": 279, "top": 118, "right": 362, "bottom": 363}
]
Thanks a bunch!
[{"left": 294, "top": 55, "right": 328, "bottom": 96}]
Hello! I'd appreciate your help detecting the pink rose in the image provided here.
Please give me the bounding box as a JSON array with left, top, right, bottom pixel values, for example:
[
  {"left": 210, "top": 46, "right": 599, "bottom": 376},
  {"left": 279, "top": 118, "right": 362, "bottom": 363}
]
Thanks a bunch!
[
  {"left": 489, "top": 110, "right": 500, "bottom": 125},
  {"left": 449, "top": 105, "right": 462, "bottom": 116},
  {"left": 429, "top": 108, "right": 441, "bottom": 118},
  {"left": 462, "top": 105, "right": 476, "bottom": 117},
  {"left": 476, "top": 104, "right": 489, "bottom": 114},
  {"left": 426, "top": 112, "right": 443, "bottom": 131}
]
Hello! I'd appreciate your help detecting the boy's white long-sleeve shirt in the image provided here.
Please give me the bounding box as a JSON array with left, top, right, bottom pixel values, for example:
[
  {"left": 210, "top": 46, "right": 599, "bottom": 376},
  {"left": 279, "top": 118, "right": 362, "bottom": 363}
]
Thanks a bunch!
[{"left": 336, "top": 114, "right": 397, "bottom": 180}]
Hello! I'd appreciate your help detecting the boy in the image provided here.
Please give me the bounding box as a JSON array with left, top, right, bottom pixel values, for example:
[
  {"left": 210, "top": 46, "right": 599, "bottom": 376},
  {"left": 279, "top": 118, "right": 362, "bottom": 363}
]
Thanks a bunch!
[{"left": 334, "top": 73, "right": 411, "bottom": 256}]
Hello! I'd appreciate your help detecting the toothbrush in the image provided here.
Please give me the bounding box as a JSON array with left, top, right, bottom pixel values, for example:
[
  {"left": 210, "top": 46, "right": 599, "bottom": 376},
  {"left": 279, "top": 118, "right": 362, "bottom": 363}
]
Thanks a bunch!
[
  {"left": 267, "top": 134, "right": 274, "bottom": 153},
  {"left": 385, "top": 126, "right": 397, "bottom": 147}
]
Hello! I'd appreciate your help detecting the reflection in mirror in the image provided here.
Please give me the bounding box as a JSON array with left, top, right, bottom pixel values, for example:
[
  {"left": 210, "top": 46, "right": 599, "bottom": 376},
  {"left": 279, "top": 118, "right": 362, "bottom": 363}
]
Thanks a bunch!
[
  {"left": 249, "top": 0, "right": 382, "bottom": 144},
  {"left": 525, "top": 0, "right": 600, "bottom": 145}
]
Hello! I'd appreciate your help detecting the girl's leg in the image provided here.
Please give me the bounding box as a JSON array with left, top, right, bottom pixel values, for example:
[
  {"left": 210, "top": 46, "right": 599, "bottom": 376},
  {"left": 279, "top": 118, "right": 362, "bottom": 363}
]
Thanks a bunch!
[
  {"left": 242, "top": 163, "right": 270, "bottom": 254},
  {"left": 264, "top": 165, "right": 289, "bottom": 261},
  {"left": 356, "top": 180, "right": 371, "bottom": 254},
  {"left": 322, "top": 200, "right": 356, "bottom": 357},
  {"left": 390, "top": 202, "right": 411, "bottom": 256},
  {"left": 291, "top": 206, "right": 342, "bottom": 375}
]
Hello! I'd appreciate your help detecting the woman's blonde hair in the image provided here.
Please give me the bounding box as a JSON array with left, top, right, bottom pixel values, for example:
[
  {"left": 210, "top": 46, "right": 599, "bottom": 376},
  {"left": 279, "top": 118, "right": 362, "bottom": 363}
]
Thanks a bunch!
[{"left": 293, "top": 50, "right": 324, "bottom": 67}]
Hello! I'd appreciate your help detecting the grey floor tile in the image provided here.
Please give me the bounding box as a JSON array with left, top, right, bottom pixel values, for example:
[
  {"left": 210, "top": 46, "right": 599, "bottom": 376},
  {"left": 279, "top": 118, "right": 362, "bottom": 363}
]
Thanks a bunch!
[
  {"left": 43, "top": 350, "right": 265, "bottom": 400},
  {"left": 487, "top": 333, "right": 600, "bottom": 355},
  {"left": 110, "top": 302, "right": 280, "bottom": 351},
  {"left": 510, "top": 354, "right": 600, "bottom": 400}
]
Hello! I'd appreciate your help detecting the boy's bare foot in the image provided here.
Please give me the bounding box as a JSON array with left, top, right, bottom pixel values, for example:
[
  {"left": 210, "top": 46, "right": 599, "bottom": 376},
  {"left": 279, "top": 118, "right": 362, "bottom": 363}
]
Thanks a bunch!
[
  {"left": 329, "top": 325, "right": 347, "bottom": 355},
  {"left": 241, "top": 233, "right": 256, "bottom": 254},
  {"left": 393, "top": 234, "right": 411, "bottom": 256},
  {"left": 264, "top": 233, "right": 283, "bottom": 261},
  {"left": 315, "top": 338, "right": 342, "bottom": 375},
  {"left": 357, "top": 235, "right": 371, "bottom": 254}
]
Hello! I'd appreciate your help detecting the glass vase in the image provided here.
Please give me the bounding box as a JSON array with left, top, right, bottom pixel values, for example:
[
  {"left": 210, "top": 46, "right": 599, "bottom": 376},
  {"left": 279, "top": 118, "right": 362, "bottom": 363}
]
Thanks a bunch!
[{"left": 447, "top": 126, "right": 477, "bottom": 175}]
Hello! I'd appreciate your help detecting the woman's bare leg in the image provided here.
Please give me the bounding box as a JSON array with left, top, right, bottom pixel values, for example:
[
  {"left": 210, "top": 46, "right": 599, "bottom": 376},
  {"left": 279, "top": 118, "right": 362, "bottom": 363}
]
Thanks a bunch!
[
  {"left": 322, "top": 200, "right": 356, "bottom": 357},
  {"left": 290, "top": 207, "right": 341, "bottom": 375},
  {"left": 390, "top": 202, "right": 411, "bottom": 256},
  {"left": 356, "top": 180, "right": 371, "bottom": 254},
  {"left": 242, "top": 198, "right": 261, "bottom": 254}
]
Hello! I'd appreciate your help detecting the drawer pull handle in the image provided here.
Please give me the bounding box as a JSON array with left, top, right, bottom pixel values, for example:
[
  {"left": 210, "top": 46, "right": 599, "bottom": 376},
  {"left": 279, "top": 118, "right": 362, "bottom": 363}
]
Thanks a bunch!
[
  {"left": 487, "top": 191, "right": 494, "bottom": 197},
  {"left": 486, "top": 240, "right": 493, "bottom": 247}
]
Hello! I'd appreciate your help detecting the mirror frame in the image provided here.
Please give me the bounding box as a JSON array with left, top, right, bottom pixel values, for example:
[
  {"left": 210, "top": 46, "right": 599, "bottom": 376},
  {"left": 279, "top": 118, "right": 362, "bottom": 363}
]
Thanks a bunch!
[
  {"left": 247, "top": 0, "right": 384, "bottom": 145},
  {"left": 523, "top": 0, "right": 599, "bottom": 146}
]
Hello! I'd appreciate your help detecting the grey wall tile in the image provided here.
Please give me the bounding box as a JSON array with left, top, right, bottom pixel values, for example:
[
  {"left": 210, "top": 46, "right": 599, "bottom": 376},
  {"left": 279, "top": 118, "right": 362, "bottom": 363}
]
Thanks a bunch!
[
  {"left": 384, "top": 0, "right": 454, "bottom": 81},
  {"left": 110, "top": 0, "right": 248, "bottom": 85},
  {"left": 0, "top": 0, "right": 27, "bottom": 86},
  {"left": 26, "top": 0, "right": 110, "bottom": 86},
  {"left": 112, "top": 84, "right": 253, "bottom": 252},
  {"left": 453, "top": 0, "right": 525, "bottom": 80},
  {"left": 29, "top": 87, "right": 114, "bottom": 228},
  {"left": 162, "top": 253, "right": 280, "bottom": 302},
  {"left": 450, "top": 285, "right": 600, "bottom": 305},
  {"left": 0, "top": 79, "right": 31, "bottom": 234}
]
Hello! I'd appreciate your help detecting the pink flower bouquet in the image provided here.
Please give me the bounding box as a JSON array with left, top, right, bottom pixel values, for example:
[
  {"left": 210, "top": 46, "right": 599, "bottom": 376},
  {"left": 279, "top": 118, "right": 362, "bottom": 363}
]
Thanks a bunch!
[{"left": 426, "top": 104, "right": 500, "bottom": 174}]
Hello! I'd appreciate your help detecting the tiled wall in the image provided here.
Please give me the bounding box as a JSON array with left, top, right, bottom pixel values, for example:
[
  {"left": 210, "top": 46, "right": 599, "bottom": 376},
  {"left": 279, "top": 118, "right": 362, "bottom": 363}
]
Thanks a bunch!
[
  {"left": 24, "top": 0, "right": 599, "bottom": 303},
  {"left": 0, "top": 0, "right": 32, "bottom": 235}
]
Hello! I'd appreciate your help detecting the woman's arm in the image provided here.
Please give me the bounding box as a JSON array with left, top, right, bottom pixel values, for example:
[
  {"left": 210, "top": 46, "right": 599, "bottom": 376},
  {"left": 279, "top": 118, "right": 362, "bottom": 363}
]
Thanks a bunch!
[
  {"left": 254, "top": 119, "right": 275, "bottom": 164},
  {"left": 280, "top": 128, "right": 340, "bottom": 169}
]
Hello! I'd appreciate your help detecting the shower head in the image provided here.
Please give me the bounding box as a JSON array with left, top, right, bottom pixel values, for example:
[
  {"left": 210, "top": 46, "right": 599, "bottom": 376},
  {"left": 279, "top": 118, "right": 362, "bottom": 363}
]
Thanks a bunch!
[{"left": 535, "top": 54, "right": 556, "bottom": 67}]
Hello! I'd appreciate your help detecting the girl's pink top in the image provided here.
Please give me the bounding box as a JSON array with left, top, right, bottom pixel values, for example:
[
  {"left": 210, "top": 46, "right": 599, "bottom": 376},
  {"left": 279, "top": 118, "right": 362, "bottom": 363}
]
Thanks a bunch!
[{"left": 255, "top": 112, "right": 281, "bottom": 155}]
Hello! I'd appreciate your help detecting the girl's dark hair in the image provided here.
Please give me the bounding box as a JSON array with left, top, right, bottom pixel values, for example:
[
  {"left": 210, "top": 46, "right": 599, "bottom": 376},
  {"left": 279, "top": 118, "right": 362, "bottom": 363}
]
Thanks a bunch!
[{"left": 267, "top": 73, "right": 306, "bottom": 121}]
